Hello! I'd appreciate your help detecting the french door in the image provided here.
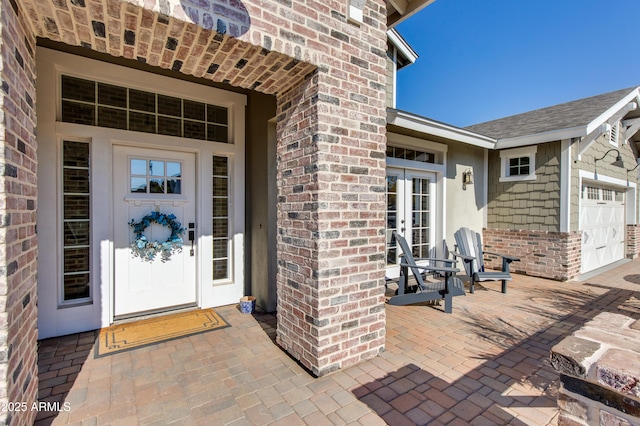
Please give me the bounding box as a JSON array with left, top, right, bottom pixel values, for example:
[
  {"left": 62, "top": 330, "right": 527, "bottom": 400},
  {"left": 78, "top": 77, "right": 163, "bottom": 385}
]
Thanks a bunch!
[{"left": 385, "top": 168, "right": 437, "bottom": 278}]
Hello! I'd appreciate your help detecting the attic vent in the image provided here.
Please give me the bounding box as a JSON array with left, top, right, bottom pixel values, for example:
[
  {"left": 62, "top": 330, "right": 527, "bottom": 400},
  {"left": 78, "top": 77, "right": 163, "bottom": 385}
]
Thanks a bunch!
[{"left": 610, "top": 121, "right": 619, "bottom": 146}]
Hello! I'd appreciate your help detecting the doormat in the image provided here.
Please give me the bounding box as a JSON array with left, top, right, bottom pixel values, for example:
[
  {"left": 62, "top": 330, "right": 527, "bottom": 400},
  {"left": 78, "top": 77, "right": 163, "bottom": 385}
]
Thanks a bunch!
[{"left": 95, "top": 308, "right": 229, "bottom": 358}]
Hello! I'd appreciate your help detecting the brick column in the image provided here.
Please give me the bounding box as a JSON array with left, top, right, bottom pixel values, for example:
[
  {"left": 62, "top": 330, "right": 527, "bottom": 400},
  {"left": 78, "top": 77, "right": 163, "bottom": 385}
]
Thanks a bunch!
[
  {"left": 626, "top": 224, "right": 640, "bottom": 259},
  {"left": 550, "top": 312, "right": 640, "bottom": 425},
  {"left": 275, "top": 11, "right": 388, "bottom": 375},
  {"left": 0, "top": 0, "right": 39, "bottom": 423}
]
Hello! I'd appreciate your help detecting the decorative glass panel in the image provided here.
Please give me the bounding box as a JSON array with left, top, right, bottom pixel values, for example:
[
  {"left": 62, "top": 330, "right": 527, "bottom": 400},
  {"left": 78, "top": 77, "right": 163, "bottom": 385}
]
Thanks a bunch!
[
  {"left": 212, "top": 156, "right": 229, "bottom": 280},
  {"left": 62, "top": 101, "right": 95, "bottom": 126},
  {"left": 60, "top": 75, "right": 230, "bottom": 143},
  {"left": 207, "top": 124, "right": 229, "bottom": 143},
  {"left": 129, "top": 89, "right": 156, "bottom": 112},
  {"left": 385, "top": 174, "right": 398, "bottom": 266},
  {"left": 386, "top": 145, "right": 436, "bottom": 164},
  {"left": 208, "top": 105, "right": 228, "bottom": 124},
  {"left": 158, "top": 116, "right": 181, "bottom": 136},
  {"left": 158, "top": 95, "right": 181, "bottom": 117},
  {"left": 62, "top": 75, "right": 95, "bottom": 102},
  {"left": 97, "top": 107, "right": 127, "bottom": 130},
  {"left": 130, "top": 158, "right": 181, "bottom": 195},
  {"left": 129, "top": 112, "right": 156, "bottom": 133},
  {"left": 167, "top": 162, "right": 181, "bottom": 177},
  {"left": 184, "top": 100, "right": 205, "bottom": 120},
  {"left": 131, "top": 159, "right": 146, "bottom": 175},
  {"left": 62, "top": 140, "right": 91, "bottom": 302},
  {"left": 184, "top": 121, "right": 206, "bottom": 140},
  {"left": 149, "top": 178, "right": 164, "bottom": 193},
  {"left": 98, "top": 83, "right": 127, "bottom": 108},
  {"left": 149, "top": 160, "right": 164, "bottom": 176},
  {"left": 130, "top": 177, "right": 146, "bottom": 193},
  {"left": 411, "top": 177, "right": 430, "bottom": 259}
]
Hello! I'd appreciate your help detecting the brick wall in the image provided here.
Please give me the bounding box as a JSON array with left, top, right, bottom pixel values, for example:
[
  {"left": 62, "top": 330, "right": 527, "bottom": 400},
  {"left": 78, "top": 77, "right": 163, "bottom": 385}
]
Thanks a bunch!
[
  {"left": 551, "top": 312, "right": 640, "bottom": 425},
  {"left": 483, "top": 228, "right": 582, "bottom": 281},
  {"left": 626, "top": 224, "right": 640, "bottom": 259},
  {"left": 275, "top": 1, "right": 388, "bottom": 375},
  {"left": 15, "top": 0, "right": 389, "bottom": 377},
  {"left": 0, "top": 0, "right": 39, "bottom": 422}
]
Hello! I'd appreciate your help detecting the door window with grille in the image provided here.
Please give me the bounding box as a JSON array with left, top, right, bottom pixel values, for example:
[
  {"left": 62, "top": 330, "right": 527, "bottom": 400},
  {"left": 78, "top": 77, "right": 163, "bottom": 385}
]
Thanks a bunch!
[{"left": 385, "top": 168, "right": 436, "bottom": 276}]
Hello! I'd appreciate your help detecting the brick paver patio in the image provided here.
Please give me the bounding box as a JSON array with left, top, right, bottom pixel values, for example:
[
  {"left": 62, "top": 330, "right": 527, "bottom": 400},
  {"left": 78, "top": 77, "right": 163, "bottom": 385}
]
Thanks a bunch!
[{"left": 36, "top": 259, "right": 640, "bottom": 425}]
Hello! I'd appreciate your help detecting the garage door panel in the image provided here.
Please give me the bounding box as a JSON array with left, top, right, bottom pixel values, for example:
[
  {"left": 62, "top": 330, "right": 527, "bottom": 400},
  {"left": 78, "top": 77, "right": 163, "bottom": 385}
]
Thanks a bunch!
[{"left": 580, "top": 184, "right": 625, "bottom": 274}]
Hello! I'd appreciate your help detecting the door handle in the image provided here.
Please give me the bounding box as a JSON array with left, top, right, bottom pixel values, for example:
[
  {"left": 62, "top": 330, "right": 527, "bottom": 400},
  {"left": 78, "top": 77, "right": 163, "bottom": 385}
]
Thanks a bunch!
[{"left": 188, "top": 222, "right": 195, "bottom": 256}]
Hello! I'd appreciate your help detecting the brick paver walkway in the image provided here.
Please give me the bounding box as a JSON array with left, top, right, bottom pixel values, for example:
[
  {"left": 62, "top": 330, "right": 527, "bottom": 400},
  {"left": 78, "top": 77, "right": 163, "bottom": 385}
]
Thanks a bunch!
[{"left": 36, "top": 259, "right": 640, "bottom": 425}]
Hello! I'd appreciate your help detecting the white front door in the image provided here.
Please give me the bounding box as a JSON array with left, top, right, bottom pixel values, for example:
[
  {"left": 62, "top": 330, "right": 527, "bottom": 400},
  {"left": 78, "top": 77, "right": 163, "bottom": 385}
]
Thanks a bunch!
[
  {"left": 580, "top": 184, "right": 625, "bottom": 274},
  {"left": 385, "top": 168, "right": 437, "bottom": 278},
  {"left": 113, "top": 145, "right": 197, "bottom": 317}
]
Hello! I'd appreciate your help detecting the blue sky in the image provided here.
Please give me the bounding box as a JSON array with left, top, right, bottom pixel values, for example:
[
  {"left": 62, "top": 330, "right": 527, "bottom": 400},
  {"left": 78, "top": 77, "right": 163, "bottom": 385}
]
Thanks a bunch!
[{"left": 395, "top": 0, "right": 640, "bottom": 127}]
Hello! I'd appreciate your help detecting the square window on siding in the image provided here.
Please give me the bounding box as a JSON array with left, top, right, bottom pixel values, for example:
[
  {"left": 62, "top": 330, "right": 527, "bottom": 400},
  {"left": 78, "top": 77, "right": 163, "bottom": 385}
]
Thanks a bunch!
[
  {"left": 508, "top": 156, "right": 530, "bottom": 176},
  {"left": 500, "top": 147, "right": 537, "bottom": 182}
]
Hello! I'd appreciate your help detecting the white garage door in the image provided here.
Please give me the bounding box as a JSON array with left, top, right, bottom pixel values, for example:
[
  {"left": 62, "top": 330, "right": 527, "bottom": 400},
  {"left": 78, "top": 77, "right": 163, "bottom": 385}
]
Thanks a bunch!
[{"left": 579, "top": 184, "right": 625, "bottom": 274}]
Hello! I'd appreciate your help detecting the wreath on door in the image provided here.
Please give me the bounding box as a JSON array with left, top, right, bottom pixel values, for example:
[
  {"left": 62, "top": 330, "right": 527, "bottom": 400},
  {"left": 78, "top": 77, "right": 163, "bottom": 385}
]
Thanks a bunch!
[{"left": 129, "top": 211, "right": 185, "bottom": 262}]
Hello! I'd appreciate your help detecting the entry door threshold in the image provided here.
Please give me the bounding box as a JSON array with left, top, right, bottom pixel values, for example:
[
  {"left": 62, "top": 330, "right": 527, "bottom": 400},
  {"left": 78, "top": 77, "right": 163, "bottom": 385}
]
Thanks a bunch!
[{"left": 114, "top": 303, "right": 198, "bottom": 324}]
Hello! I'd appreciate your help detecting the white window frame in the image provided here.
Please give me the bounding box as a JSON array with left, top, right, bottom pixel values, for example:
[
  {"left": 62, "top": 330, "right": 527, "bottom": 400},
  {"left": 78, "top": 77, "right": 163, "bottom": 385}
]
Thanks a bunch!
[{"left": 499, "top": 146, "right": 537, "bottom": 182}]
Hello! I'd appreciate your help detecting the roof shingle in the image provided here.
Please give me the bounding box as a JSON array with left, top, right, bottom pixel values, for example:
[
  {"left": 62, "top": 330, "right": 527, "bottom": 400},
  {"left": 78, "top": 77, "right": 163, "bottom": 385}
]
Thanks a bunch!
[{"left": 465, "top": 87, "right": 639, "bottom": 139}]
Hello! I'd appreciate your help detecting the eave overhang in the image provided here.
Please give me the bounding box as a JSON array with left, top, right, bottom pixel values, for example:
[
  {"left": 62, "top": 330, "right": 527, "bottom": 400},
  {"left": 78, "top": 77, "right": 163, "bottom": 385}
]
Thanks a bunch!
[
  {"left": 387, "top": 108, "right": 497, "bottom": 149},
  {"left": 495, "top": 87, "right": 640, "bottom": 151},
  {"left": 387, "top": 0, "right": 437, "bottom": 27}
]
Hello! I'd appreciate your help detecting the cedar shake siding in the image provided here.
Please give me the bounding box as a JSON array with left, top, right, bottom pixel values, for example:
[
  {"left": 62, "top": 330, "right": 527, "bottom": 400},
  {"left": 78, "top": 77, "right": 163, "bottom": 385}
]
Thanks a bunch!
[{"left": 488, "top": 141, "right": 562, "bottom": 231}]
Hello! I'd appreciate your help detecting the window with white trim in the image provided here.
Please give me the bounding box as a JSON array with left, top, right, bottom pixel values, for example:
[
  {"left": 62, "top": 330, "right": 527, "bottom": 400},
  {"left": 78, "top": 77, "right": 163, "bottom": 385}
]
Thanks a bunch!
[{"left": 499, "top": 146, "right": 537, "bottom": 182}]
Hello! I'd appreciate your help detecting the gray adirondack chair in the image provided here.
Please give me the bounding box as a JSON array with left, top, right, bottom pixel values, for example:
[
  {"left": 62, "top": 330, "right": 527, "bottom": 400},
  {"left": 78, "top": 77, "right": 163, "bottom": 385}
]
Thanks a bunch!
[
  {"left": 389, "top": 231, "right": 465, "bottom": 313},
  {"left": 452, "top": 227, "right": 520, "bottom": 294}
]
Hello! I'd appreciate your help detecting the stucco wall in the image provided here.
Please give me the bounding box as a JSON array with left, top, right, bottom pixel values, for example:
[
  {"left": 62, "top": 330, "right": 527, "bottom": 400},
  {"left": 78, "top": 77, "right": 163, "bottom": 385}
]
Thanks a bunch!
[
  {"left": 488, "top": 141, "right": 562, "bottom": 231},
  {"left": 445, "top": 144, "right": 486, "bottom": 246},
  {"left": 385, "top": 124, "right": 487, "bottom": 248},
  {"left": 245, "top": 93, "right": 277, "bottom": 312}
]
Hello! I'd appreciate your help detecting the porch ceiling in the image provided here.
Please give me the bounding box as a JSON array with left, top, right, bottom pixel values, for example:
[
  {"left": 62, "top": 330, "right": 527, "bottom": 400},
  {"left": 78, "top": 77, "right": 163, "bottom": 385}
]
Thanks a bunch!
[
  {"left": 386, "top": 0, "right": 436, "bottom": 27},
  {"left": 18, "top": 0, "right": 316, "bottom": 95}
]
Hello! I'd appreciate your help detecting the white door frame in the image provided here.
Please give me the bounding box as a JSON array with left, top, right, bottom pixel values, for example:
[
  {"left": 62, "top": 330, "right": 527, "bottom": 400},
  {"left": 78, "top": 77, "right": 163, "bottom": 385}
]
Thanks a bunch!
[
  {"left": 386, "top": 167, "right": 439, "bottom": 278},
  {"left": 36, "top": 47, "right": 247, "bottom": 338}
]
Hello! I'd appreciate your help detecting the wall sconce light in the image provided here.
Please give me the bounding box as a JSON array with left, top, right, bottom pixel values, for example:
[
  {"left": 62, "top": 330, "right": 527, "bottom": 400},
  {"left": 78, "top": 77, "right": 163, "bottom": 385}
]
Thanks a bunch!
[
  {"left": 462, "top": 169, "right": 473, "bottom": 190},
  {"left": 594, "top": 148, "right": 624, "bottom": 179}
]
